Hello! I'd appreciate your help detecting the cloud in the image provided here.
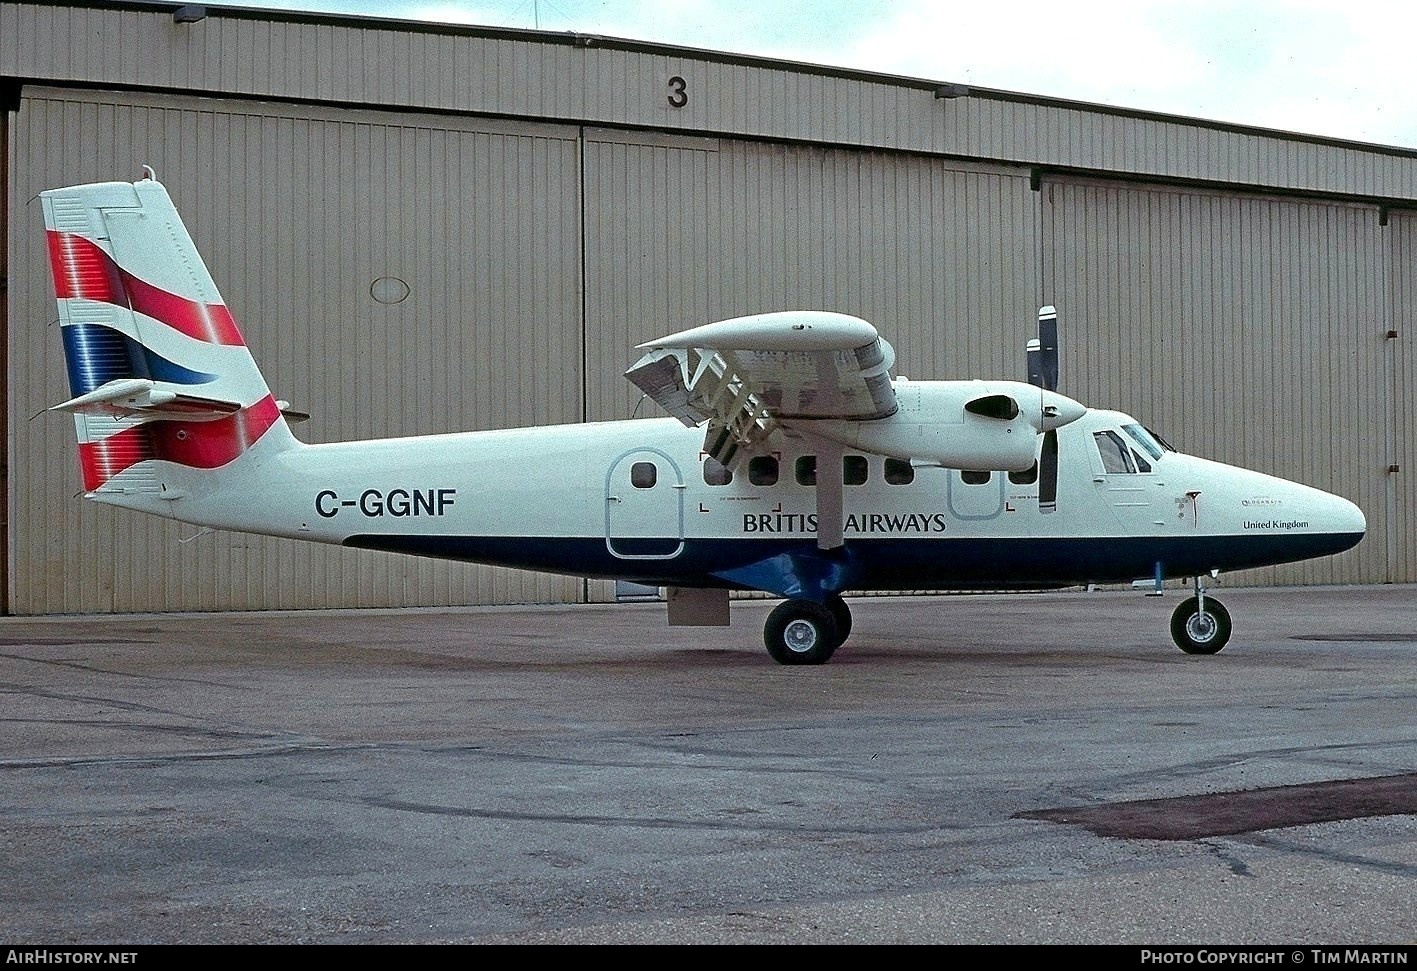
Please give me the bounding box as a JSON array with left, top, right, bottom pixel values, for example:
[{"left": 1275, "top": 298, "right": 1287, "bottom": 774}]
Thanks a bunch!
[{"left": 834, "top": 0, "right": 1417, "bottom": 146}]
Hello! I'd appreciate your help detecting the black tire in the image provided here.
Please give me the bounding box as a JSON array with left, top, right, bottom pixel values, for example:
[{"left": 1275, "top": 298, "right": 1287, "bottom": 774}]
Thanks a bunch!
[
  {"left": 764, "top": 600, "right": 840, "bottom": 665},
  {"left": 825, "top": 594, "right": 853, "bottom": 644},
  {"left": 1170, "top": 596, "right": 1232, "bottom": 655}
]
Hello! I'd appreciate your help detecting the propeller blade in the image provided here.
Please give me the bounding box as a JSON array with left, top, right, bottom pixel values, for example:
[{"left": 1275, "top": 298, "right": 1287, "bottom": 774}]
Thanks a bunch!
[
  {"left": 1026, "top": 339, "right": 1042, "bottom": 387},
  {"left": 1038, "top": 428, "right": 1058, "bottom": 515},
  {"left": 1037, "top": 306, "right": 1058, "bottom": 392},
  {"left": 1026, "top": 306, "right": 1063, "bottom": 513}
]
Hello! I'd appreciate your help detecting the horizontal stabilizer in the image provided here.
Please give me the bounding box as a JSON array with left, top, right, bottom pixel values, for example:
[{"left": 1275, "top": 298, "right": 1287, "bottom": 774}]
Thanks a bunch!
[
  {"left": 275, "top": 400, "right": 311, "bottom": 423},
  {"left": 50, "top": 377, "right": 241, "bottom": 418}
]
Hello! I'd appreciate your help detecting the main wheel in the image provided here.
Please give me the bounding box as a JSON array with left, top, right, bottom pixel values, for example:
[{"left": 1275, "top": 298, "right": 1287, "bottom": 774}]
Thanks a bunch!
[
  {"left": 1170, "top": 596, "right": 1232, "bottom": 655},
  {"left": 764, "top": 600, "right": 840, "bottom": 665},
  {"left": 824, "top": 594, "right": 853, "bottom": 643}
]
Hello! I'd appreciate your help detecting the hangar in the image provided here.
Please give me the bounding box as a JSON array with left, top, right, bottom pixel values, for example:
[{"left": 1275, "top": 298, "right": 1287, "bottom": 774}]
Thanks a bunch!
[{"left": 2, "top": 0, "right": 1412, "bottom": 614}]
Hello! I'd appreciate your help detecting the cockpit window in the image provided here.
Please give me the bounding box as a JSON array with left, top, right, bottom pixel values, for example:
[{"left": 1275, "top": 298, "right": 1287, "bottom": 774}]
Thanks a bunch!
[
  {"left": 1094, "top": 430, "right": 1137, "bottom": 474},
  {"left": 1123, "top": 424, "right": 1165, "bottom": 461}
]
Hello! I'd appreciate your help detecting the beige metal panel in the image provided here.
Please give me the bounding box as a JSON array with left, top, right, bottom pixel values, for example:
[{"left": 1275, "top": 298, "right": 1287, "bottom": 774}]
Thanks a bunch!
[
  {"left": 1387, "top": 214, "right": 1417, "bottom": 583},
  {"left": 9, "top": 2, "right": 1417, "bottom": 204},
  {"left": 582, "top": 130, "right": 720, "bottom": 424},
  {"left": 584, "top": 130, "right": 1040, "bottom": 427},
  {"left": 9, "top": 87, "right": 584, "bottom": 614},
  {"left": 1041, "top": 176, "right": 1390, "bottom": 584}
]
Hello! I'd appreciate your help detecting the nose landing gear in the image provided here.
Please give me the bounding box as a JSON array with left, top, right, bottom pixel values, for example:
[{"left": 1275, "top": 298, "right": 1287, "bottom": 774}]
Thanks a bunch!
[{"left": 1170, "top": 577, "right": 1231, "bottom": 655}]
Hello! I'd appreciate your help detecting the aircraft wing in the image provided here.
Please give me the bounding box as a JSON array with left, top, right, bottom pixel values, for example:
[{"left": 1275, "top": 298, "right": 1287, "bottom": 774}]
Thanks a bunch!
[{"left": 625, "top": 311, "right": 896, "bottom": 467}]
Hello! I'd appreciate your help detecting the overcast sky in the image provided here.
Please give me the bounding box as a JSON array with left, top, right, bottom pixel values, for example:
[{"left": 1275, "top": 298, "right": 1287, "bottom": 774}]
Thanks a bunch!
[{"left": 202, "top": 0, "right": 1416, "bottom": 149}]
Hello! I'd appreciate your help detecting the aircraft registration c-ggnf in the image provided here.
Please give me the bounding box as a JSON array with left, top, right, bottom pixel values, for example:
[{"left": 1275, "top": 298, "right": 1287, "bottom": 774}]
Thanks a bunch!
[{"left": 40, "top": 174, "right": 1367, "bottom": 664}]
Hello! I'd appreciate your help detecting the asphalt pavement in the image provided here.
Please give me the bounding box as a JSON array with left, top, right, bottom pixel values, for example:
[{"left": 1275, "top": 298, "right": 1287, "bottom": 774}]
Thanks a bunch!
[{"left": 1, "top": 584, "right": 1413, "bottom": 944}]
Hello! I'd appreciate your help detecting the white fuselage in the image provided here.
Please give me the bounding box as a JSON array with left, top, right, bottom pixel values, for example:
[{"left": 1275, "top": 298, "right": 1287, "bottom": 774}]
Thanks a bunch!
[{"left": 99, "top": 392, "right": 1366, "bottom": 594}]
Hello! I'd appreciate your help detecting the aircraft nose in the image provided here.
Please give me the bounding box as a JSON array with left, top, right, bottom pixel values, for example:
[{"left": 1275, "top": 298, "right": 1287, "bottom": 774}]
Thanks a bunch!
[
  {"left": 1329, "top": 493, "right": 1367, "bottom": 536},
  {"left": 1039, "top": 390, "right": 1087, "bottom": 431},
  {"left": 1298, "top": 487, "right": 1366, "bottom": 557}
]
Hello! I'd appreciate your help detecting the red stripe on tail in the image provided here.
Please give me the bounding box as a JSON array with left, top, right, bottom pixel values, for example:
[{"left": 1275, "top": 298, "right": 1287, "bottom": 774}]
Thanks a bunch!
[
  {"left": 76, "top": 396, "right": 282, "bottom": 489},
  {"left": 122, "top": 273, "right": 244, "bottom": 346},
  {"left": 47, "top": 230, "right": 124, "bottom": 303},
  {"left": 147, "top": 396, "right": 281, "bottom": 468},
  {"left": 77, "top": 426, "right": 156, "bottom": 491},
  {"left": 45, "top": 230, "right": 246, "bottom": 346}
]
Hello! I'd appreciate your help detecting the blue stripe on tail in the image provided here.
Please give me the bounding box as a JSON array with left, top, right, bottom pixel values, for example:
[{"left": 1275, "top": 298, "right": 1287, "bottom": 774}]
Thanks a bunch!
[{"left": 62, "top": 323, "right": 216, "bottom": 395}]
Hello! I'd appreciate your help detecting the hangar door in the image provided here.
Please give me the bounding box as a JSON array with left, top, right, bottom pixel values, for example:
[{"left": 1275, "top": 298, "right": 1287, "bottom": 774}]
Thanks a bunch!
[
  {"left": 8, "top": 88, "right": 585, "bottom": 614},
  {"left": 581, "top": 129, "right": 1043, "bottom": 423},
  {"left": 1040, "top": 177, "right": 1390, "bottom": 585},
  {"left": 1385, "top": 213, "right": 1417, "bottom": 583}
]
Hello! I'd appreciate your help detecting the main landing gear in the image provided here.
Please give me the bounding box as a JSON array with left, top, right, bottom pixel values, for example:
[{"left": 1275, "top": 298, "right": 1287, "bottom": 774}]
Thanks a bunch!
[
  {"left": 1169, "top": 578, "right": 1231, "bottom": 655},
  {"left": 762, "top": 582, "right": 1232, "bottom": 663},
  {"left": 763, "top": 594, "right": 852, "bottom": 665}
]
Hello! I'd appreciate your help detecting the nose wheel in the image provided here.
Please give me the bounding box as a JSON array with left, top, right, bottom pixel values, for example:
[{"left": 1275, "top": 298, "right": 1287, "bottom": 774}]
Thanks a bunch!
[{"left": 1170, "top": 594, "right": 1231, "bottom": 654}]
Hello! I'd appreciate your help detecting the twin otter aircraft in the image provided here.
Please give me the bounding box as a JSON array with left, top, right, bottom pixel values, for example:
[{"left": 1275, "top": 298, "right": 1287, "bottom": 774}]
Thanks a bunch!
[{"left": 41, "top": 175, "right": 1366, "bottom": 664}]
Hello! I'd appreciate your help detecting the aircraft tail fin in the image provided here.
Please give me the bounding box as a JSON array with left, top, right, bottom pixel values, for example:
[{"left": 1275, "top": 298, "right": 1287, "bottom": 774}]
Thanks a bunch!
[{"left": 40, "top": 174, "right": 299, "bottom": 498}]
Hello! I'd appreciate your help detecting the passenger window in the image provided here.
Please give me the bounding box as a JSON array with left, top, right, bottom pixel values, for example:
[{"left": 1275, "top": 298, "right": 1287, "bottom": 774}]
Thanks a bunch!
[
  {"left": 795, "top": 456, "right": 817, "bottom": 486},
  {"left": 961, "top": 470, "right": 991, "bottom": 485},
  {"left": 795, "top": 454, "right": 869, "bottom": 485},
  {"left": 703, "top": 457, "right": 732, "bottom": 486},
  {"left": 884, "top": 458, "right": 914, "bottom": 485},
  {"left": 1009, "top": 462, "right": 1038, "bottom": 485},
  {"left": 1094, "top": 430, "right": 1137, "bottom": 474},
  {"left": 844, "top": 455, "right": 868, "bottom": 486},
  {"left": 631, "top": 461, "right": 657, "bottom": 488},
  {"left": 748, "top": 455, "right": 779, "bottom": 486}
]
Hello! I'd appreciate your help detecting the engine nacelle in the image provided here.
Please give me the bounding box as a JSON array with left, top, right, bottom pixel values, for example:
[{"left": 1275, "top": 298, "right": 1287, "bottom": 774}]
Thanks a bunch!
[{"left": 791, "top": 379, "right": 1085, "bottom": 472}]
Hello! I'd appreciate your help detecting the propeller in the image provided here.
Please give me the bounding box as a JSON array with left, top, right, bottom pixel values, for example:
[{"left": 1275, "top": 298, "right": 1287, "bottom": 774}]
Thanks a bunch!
[
  {"left": 1036, "top": 306, "right": 1059, "bottom": 392},
  {"left": 1028, "top": 305, "right": 1061, "bottom": 514}
]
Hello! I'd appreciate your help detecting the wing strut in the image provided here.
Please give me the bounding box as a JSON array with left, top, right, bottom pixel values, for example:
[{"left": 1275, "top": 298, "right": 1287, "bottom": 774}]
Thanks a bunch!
[{"left": 814, "top": 439, "right": 845, "bottom": 551}]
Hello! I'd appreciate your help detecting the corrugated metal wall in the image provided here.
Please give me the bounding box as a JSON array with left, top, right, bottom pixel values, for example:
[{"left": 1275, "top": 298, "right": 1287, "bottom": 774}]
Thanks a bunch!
[
  {"left": 6, "top": 2, "right": 1417, "bottom": 202},
  {"left": 1040, "top": 176, "right": 1393, "bottom": 585},
  {"left": 9, "top": 87, "right": 584, "bottom": 613},
  {"left": 1, "top": 86, "right": 9, "bottom": 615},
  {"left": 1388, "top": 214, "right": 1417, "bottom": 583},
  {"left": 583, "top": 130, "right": 1041, "bottom": 423}
]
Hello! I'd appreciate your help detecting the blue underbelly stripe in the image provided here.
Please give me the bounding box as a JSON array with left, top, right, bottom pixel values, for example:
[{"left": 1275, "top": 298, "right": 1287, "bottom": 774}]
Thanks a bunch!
[{"left": 341, "top": 532, "right": 1364, "bottom": 590}]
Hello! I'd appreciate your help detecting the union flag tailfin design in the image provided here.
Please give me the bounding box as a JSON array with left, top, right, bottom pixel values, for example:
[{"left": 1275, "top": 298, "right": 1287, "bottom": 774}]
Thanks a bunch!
[{"left": 41, "top": 175, "right": 298, "bottom": 495}]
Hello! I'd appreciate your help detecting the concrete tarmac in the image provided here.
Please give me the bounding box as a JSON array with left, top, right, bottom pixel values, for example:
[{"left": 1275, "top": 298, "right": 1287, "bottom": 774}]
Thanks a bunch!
[{"left": 1, "top": 584, "right": 1414, "bottom": 945}]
